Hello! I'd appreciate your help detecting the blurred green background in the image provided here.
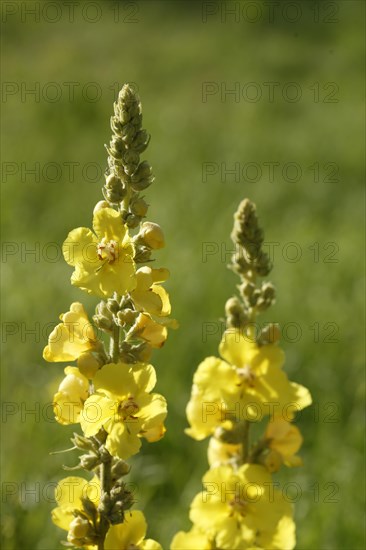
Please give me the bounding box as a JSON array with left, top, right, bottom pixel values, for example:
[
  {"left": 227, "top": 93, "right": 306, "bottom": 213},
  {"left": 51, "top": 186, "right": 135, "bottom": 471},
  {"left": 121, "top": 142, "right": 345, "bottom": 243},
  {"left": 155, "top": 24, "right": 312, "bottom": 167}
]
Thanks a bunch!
[{"left": 1, "top": 1, "right": 364, "bottom": 548}]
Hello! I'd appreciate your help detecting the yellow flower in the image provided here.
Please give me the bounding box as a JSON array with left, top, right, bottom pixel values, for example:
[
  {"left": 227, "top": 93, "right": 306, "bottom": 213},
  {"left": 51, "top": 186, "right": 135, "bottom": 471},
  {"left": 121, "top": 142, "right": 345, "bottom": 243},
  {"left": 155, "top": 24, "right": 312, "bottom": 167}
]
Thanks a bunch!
[
  {"left": 219, "top": 330, "right": 311, "bottom": 419},
  {"left": 189, "top": 464, "right": 295, "bottom": 550},
  {"left": 131, "top": 266, "right": 171, "bottom": 317},
  {"left": 133, "top": 313, "right": 168, "bottom": 348},
  {"left": 186, "top": 330, "right": 312, "bottom": 440},
  {"left": 63, "top": 207, "right": 136, "bottom": 298},
  {"left": 171, "top": 527, "right": 214, "bottom": 549},
  {"left": 185, "top": 357, "right": 238, "bottom": 440},
  {"left": 43, "top": 302, "right": 98, "bottom": 362},
  {"left": 207, "top": 435, "right": 242, "bottom": 468},
  {"left": 80, "top": 362, "right": 167, "bottom": 460},
  {"left": 53, "top": 367, "right": 89, "bottom": 425},
  {"left": 265, "top": 417, "right": 303, "bottom": 468},
  {"left": 52, "top": 475, "right": 100, "bottom": 548},
  {"left": 105, "top": 510, "right": 162, "bottom": 550}
]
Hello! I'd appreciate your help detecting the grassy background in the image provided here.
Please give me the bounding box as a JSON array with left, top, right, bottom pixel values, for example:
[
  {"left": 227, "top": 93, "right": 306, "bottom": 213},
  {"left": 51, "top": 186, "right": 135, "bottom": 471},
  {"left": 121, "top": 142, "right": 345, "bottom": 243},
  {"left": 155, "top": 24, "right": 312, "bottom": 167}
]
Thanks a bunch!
[{"left": 1, "top": 1, "right": 364, "bottom": 548}]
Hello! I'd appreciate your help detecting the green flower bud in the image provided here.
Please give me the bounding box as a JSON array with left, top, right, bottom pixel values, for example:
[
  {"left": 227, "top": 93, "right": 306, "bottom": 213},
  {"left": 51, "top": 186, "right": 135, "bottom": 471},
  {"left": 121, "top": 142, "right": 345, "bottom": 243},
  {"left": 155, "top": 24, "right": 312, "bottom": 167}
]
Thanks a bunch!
[
  {"left": 130, "top": 161, "right": 154, "bottom": 191},
  {"left": 133, "top": 244, "right": 152, "bottom": 264},
  {"left": 107, "top": 298, "right": 120, "bottom": 314},
  {"left": 110, "top": 136, "right": 125, "bottom": 159},
  {"left": 123, "top": 150, "right": 140, "bottom": 166},
  {"left": 131, "top": 197, "right": 149, "bottom": 217},
  {"left": 93, "top": 301, "right": 114, "bottom": 331},
  {"left": 131, "top": 130, "right": 150, "bottom": 152},
  {"left": 131, "top": 161, "right": 152, "bottom": 182},
  {"left": 116, "top": 309, "right": 138, "bottom": 327},
  {"left": 125, "top": 213, "right": 141, "bottom": 229},
  {"left": 258, "top": 323, "right": 281, "bottom": 345},
  {"left": 80, "top": 453, "right": 100, "bottom": 471},
  {"left": 111, "top": 459, "right": 131, "bottom": 479},
  {"left": 71, "top": 433, "right": 95, "bottom": 452},
  {"left": 121, "top": 123, "right": 137, "bottom": 143},
  {"left": 225, "top": 296, "right": 247, "bottom": 329},
  {"left": 80, "top": 496, "right": 98, "bottom": 519}
]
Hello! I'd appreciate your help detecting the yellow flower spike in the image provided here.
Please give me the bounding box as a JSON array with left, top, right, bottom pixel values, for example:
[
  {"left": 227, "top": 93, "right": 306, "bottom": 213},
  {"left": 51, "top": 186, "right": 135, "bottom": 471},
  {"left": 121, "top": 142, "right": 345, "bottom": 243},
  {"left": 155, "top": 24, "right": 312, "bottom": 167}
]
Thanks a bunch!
[
  {"left": 131, "top": 266, "right": 171, "bottom": 317},
  {"left": 171, "top": 527, "right": 214, "bottom": 549},
  {"left": 265, "top": 417, "right": 303, "bottom": 467},
  {"left": 189, "top": 464, "right": 295, "bottom": 550},
  {"left": 80, "top": 362, "right": 167, "bottom": 460},
  {"left": 44, "top": 302, "right": 98, "bottom": 362},
  {"left": 63, "top": 207, "right": 136, "bottom": 298},
  {"left": 105, "top": 510, "right": 162, "bottom": 550},
  {"left": 53, "top": 366, "right": 89, "bottom": 425}
]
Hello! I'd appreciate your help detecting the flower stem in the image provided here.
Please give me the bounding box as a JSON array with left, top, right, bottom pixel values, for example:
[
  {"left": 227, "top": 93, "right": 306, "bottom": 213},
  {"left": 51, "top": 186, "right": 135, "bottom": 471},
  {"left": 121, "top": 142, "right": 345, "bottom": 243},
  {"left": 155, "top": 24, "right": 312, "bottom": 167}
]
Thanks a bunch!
[
  {"left": 97, "top": 457, "right": 112, "bottom": 550},
  {"left": 111, "top": 324, "right": 120, "bottom": 363}
]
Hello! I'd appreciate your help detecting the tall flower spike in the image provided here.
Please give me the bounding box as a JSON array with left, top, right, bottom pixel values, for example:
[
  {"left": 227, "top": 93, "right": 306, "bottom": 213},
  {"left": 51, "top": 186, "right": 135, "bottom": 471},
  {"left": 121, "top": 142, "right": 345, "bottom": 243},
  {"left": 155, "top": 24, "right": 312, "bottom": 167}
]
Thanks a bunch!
[
  {"left": 44, "top": 84, "right": 174, "bottom": 550},
  {"left": 171, "top": 199, "right": 311, "bottom": 550}
]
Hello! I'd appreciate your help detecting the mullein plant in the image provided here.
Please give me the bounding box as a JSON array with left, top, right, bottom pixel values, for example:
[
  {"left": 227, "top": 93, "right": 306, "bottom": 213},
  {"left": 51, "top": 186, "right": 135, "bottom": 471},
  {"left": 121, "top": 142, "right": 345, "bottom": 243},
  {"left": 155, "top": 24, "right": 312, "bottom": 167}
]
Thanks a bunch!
[
  {"left": 171, "top": 200, "right": 312, "bottom": 550},
  {"left": 43, "top": 84, "right": 176, "bottom": 550}
]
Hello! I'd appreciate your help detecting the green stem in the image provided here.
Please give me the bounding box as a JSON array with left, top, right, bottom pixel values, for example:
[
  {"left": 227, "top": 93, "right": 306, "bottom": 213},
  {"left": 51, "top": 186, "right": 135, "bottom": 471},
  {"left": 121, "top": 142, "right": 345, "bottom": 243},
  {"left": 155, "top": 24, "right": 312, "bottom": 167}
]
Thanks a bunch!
[
  {"left": 97, "top": 457, "right": 112, "bottom": 550},
  {"left": 110, "top": 324, "right": 120, "bottom": 363}
]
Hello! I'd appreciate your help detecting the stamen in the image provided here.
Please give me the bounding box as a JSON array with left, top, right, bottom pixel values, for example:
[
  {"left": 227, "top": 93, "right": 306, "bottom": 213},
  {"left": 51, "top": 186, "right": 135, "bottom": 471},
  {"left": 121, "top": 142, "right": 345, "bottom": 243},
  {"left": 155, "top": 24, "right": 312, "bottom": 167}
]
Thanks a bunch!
[
  {"left": 237, "top": 364, "right": 256, "bottom": 388},
  {"left": 97, "top": 238, "right": 118, "bottom": 263}
]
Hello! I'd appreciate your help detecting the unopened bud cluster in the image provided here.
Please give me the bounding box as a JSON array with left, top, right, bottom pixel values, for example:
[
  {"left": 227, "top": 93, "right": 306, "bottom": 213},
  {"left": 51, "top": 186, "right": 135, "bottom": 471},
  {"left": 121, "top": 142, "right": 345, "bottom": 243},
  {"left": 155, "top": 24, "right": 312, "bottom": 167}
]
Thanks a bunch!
[{"left": 105, "top": 84, "right": 154, "bottom": 229}]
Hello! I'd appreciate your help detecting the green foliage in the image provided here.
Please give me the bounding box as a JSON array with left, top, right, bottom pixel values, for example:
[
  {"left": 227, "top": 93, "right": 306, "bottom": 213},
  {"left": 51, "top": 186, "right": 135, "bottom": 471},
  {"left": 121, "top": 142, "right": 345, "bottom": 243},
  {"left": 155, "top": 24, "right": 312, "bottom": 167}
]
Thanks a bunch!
[{"left": 1, "top": 2, "right": 364, "bottom": 548}]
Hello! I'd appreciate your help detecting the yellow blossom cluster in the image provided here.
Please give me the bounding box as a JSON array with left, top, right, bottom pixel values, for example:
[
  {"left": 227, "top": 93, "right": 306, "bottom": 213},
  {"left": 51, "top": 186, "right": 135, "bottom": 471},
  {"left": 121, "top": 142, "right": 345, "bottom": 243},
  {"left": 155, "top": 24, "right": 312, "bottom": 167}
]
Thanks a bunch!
[
  {"left": 43, "top": 84, "right": 175, "bottom": 549},
  {"left": 171, "top": 199, "right": 311, "bottom": 550}
]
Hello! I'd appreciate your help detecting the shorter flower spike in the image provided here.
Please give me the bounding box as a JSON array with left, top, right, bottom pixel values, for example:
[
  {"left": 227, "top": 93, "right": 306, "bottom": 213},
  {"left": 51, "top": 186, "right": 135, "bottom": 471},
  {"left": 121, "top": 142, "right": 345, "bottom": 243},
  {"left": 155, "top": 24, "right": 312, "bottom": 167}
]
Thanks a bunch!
[{"left": 231, "top": 198, "right": 271, "bottom": 278}]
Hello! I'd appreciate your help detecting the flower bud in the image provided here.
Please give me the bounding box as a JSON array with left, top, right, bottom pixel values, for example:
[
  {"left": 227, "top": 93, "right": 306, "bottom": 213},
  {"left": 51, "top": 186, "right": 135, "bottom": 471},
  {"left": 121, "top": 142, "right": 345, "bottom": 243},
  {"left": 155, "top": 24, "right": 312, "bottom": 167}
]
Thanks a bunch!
[
  {"left": 225, "top": 297, "right": 247, "bottom": 329},
  {"left": 110, "top": 136, "right": 125, "bottom": 158},
  {"left": 107, "top": 298, "right": 120, "bottom": 314},
  {"left": 116, "top": 308, "right": 138, "bottom": 327},
  {"left": 72, "top": 433, "right": 95, "bottom": 451},
  {"left": 131, "top": 197, "right": 149, "bottom": 217},
  {"left": 123, "top": 150, "right": 140, "bottom": 167},
  {"left": 111, "top": 459, "right": 130, "bottom": 479},
  {"left": 93, "top": 301, "right": 114, "bottom": 331},
  {"left": 132, "top": 130, "right": 150, "bottom": 152},
  {"left": 67, "top": 516, "right": 90, "bottom": 545},
  {"left": 104, "top": 174, "right": 126, "bottom": 203},
  {"left": 80, "top": 453, "right": 100, "bottom": 470},
  {"left": 261, "top": 449, "right": 283, "bottom": 473},
  {"left": 133, "top": 244, "right": 152, "bottom": 263},
  {"left": 93, "top": 200, "right": 109, "bottom": 214},
  {"left": 139, "top": 222, "right": 165, "bottom": 249},
  {"left": 121, "top": 123, "right": 137, "bottom": 143},
  {"left": 77, "top": 351, "right": 101, "bottom": 379},
  {"left": 125, "top": 213, "right": 141, "bottom": 229},
  {"left": 258, "top": 324, "right": 281, "bottom": 345}
]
